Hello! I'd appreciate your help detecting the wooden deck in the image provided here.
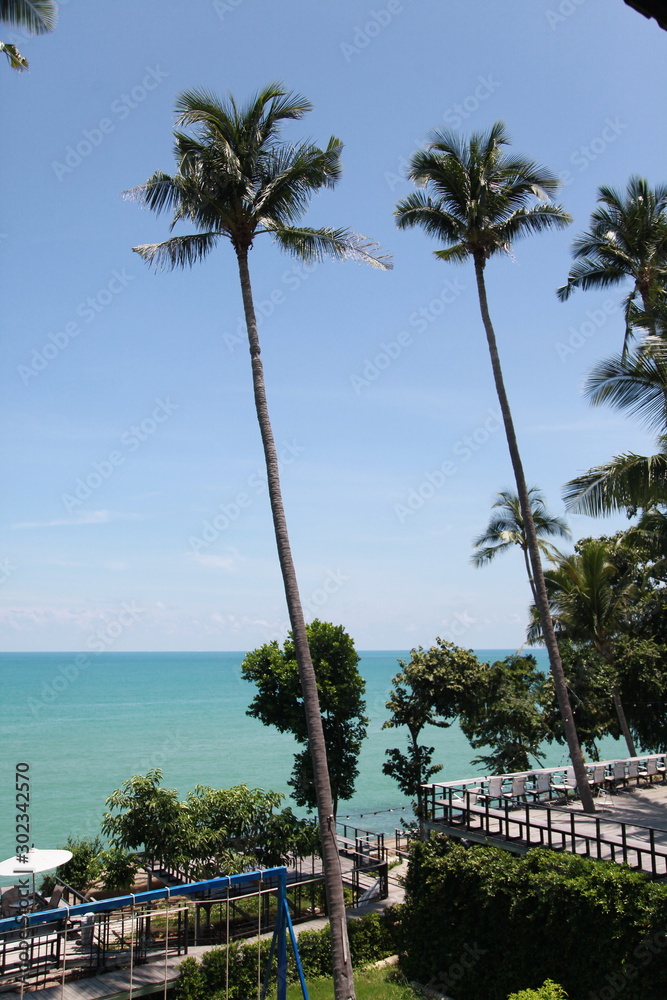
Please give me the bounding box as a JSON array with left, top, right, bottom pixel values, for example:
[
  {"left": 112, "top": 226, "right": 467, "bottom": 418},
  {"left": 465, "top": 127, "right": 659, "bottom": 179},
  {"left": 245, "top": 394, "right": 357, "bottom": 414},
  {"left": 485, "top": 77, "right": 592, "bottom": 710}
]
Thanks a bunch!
[{"left": 426, "top": 781, "right": 667, "bottom": 877}]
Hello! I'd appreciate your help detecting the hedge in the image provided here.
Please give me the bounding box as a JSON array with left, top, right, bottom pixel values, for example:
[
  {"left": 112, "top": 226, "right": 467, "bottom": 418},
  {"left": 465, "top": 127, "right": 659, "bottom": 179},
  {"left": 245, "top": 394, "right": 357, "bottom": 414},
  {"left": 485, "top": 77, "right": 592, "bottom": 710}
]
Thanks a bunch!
[
  {"left": 398, "top": 838, "right": 667, "bottom": 1000},
  {"left": 174, "top": 909, "right": 399, "bottom": 1000}
]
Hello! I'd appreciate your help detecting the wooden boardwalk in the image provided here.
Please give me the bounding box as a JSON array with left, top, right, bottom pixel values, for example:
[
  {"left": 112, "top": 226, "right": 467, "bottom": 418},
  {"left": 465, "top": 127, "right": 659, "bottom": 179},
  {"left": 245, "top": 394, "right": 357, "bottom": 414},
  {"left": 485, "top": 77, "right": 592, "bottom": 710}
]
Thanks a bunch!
[{"left": 427, "top": 782, "right": 667, "bottom": 877}]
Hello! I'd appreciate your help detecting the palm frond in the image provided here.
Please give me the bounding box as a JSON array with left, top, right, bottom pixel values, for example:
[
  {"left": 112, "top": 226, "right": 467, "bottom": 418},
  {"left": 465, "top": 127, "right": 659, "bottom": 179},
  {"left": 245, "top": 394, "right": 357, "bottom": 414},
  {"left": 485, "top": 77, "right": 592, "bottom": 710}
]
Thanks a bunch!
[
  {"left": 267, "top": 226, "right": 392, "bottom": 269},
  {"left": 563, "top": 450, "right": 667, "bottom": 515},
  {"left": 132, "top": 233, "right": 221, "bottom": 271},
  {"left": 584, "top": 343, "right": 667, "bottom": 432},
  {"left": 0, "top": 0, "right": 57, "bottom": 33},
  {"left": 0, "top": 39, "right": 26, "bottom": 68}
]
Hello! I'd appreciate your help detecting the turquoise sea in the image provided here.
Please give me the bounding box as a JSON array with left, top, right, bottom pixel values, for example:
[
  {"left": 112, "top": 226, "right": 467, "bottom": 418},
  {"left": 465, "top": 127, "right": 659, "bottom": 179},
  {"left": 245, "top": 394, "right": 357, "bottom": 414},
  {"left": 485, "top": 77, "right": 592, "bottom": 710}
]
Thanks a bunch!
[{"left": 0, "top": 649, "right": 624, "bottom": 871}]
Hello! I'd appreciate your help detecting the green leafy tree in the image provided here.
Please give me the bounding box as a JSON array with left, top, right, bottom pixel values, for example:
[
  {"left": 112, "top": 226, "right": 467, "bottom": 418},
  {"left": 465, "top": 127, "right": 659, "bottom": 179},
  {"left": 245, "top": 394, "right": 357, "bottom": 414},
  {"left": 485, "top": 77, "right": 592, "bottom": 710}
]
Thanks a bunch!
[
  {"left": 0, "top": 0, "right": 57, "bottom": 70},
  {"left": 101, "top": 769, "right": 186, "bottom": 878},
  {"left": 507, "top": 981, "right": 568, "bottom": 1000},
  {"left": 459, "top": 654, "right": 549, "bottom": 774},
  {"left": 242, "top": 620, "right": 367, "bottom": 817},
  {"left": 98, "top": 848, "right": 141, "bottom": 895},
  {"left": 40, "top": 836, "right": 104, "bottom": 894},
  {"left": 183, "top": 783, "right": 318, "bottom": 877},
  {"left": 382, "top": 639, "right": 481, "bottom": 833},
  {"left": 128, "top": 84, "right": 391, "bottom": 1000},
  {"left": 394, "top": 121, "right": 594, "bottom": 811},
  {"left": 472, "top": 487, "right": 570, "bottom": 603},
  {"left": 557, "top": 176, "right": 667, "bottom": 351}
]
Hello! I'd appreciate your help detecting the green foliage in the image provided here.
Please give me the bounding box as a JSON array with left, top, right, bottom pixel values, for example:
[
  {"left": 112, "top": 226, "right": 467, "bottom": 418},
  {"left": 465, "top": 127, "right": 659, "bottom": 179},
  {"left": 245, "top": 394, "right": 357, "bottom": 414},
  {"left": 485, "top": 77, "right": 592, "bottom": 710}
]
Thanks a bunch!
[
  {"left": 40, "top": 836, "right": 104, "bottom": 893},
  {"left": 507, "top": 982, "right": 568, "bottom": 1000},
  {"left": 101, "top": 768, "right": 184, "bottom": 867},
  {"left": 242, "top": 620, "right": 368, "bottom": 813},
  {"left": 459, "top": 654, "right": 549, "bottom": 773},
  {"left": 98, "top": 848, "right": 141, "bottom": 894},
  {"left": 101, "top": 770, "right": 317, "bottom": 880},
  {"left": 399, "top": 838, "right": 667, "bottom": 1000},
  {"left": 174, "top": 957, "right": 207, "bottom": 1000},
  {"left": 177, "top": 910, "right": 397, "bottom": 999},
  {"left": 382, "top": 639, "right": 481, "bottom": 823}
]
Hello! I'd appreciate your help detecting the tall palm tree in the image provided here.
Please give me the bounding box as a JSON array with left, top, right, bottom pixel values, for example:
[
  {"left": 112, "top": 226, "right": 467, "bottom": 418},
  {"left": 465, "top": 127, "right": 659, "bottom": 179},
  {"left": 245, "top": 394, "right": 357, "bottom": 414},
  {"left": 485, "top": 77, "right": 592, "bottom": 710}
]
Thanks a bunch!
[
  {"left": 395, "top": 121, "right": 596, "bottom": 812},
  {"left": 557, "top": 177, "right": 667, "bottom": 353},
  {"left": 528, "top": 539, "right": 638, "bottom": 756},
  {"left": 472, "top": 487, "right": 571, "bottom": 603},
  {"left": 127, "top": 83, "right": 391, "bottom": 1000},
  {"left": 0, "top": 0, "right": 57, "bottom": 70}
]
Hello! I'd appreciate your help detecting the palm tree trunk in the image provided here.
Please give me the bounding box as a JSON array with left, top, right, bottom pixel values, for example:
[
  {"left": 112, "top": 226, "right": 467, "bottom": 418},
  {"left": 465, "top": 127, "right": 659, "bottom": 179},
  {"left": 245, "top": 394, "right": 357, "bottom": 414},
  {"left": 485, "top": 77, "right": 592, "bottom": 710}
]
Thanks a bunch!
[
  {"left": 473, "top": 256, "right": 595, "bottom": 813},
  {"left": 236, "top": 247, "right": 356, "bottom": 1000},
  {"left": 521, "top": 544, "right": 538, "bottom": 604},
  {"left": 612, "top": 688, "right": 637, "bottom": 757}
]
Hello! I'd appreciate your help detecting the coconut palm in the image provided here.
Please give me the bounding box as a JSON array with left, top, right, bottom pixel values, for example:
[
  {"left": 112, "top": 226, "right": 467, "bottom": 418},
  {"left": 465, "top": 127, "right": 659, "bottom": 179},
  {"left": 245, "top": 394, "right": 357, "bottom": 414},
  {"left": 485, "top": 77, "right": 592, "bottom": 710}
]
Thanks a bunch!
[
  {"left": 528, "top": 538, "right": 638, "bottom": 756},
  {"left": 127, "top": 83, "right": 391, "bottom": 1000},
  {"left": 472, "top": 487, "right": 571, "bottom": 603},
  {"left": 557, "top": 177, "right": 667, "bottom": 353},
  {"left": 395, "top": 120, "right": 595, "bottom": 812},
  {"left": 0, "top": 0, "right": 57, "bottom": 70}
]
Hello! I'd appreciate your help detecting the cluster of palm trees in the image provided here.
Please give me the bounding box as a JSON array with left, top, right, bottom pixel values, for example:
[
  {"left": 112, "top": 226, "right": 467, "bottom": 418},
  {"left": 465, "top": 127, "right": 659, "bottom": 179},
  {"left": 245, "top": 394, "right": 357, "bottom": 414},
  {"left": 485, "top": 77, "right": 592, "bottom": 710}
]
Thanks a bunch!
[
  {"left": 123, "top": 85, "right": 665, "bottom": 996},
  {"left": 472, "top": 177, "right": 667, "bottom": 765}
]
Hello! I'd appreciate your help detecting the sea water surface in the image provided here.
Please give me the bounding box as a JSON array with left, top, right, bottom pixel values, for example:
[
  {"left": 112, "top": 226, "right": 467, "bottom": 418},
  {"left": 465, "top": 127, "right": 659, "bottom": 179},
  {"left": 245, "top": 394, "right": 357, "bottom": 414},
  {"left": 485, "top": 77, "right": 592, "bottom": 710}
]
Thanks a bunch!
[{"left": 0, "top": 649, "right": 624, "bottom": 866}]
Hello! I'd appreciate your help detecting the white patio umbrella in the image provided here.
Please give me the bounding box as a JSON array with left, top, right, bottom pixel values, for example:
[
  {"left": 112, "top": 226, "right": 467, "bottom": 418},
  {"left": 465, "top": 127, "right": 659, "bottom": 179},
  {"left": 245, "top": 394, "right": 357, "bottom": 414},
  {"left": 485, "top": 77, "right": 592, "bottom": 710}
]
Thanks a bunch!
[
  {"left": 0, "top": 848, "right": 73, "bottom": 910},
  {"left": 0, "top": 848, "right": 72, "bottom": 877}
]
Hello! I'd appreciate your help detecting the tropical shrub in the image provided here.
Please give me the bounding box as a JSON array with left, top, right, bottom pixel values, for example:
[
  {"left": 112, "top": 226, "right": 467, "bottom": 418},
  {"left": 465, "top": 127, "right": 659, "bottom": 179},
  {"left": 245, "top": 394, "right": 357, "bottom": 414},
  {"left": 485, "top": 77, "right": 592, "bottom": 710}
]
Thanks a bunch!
[{"left": 398, "top": 838, "right": 667, "bottom": 1000}]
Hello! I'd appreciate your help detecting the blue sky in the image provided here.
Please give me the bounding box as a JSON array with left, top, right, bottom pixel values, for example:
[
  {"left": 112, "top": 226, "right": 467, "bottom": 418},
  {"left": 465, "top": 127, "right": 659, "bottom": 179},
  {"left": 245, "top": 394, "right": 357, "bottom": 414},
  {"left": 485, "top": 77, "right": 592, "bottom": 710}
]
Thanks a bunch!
[{"left": 1, "top": 0, "right": 665, "bottom": 653}]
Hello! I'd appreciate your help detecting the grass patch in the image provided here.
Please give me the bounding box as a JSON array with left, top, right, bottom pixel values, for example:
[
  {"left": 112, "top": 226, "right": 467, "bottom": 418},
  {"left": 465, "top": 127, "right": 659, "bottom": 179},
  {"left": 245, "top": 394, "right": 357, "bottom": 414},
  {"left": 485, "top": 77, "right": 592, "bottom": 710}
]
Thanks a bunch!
[{"left": 287, "top": 963, "right": 423, "bottom": 1000}]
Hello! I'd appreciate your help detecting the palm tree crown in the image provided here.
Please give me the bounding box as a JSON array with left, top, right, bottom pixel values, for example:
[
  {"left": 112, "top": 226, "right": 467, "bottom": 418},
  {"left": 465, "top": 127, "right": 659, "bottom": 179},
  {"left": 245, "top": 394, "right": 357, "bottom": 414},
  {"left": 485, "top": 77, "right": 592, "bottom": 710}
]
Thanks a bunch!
[
  {"left": 557, "top": 177, "right": 667, "bottom": 350},
  {"left": 395, "top": 120, "right": 571, "bottom": 266},
  {"left": 127, "top": 84, "right": 390, "bottom": 272},
  {"left": 129, "top": 83, "right": 390, "bottom": 1000},
  {"left": 395, "top": 121, "right": 595, "bottom": 811},
  {"left": 472, "top": 487, "right": 570, "bottom": 603}
]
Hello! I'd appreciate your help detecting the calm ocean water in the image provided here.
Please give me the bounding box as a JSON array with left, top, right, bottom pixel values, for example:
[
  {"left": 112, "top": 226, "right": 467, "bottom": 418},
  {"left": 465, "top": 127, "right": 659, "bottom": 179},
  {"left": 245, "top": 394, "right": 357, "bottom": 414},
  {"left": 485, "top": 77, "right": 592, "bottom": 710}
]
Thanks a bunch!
[{"left": 0, "top": 649, "right": 623, "bottom": 871}]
